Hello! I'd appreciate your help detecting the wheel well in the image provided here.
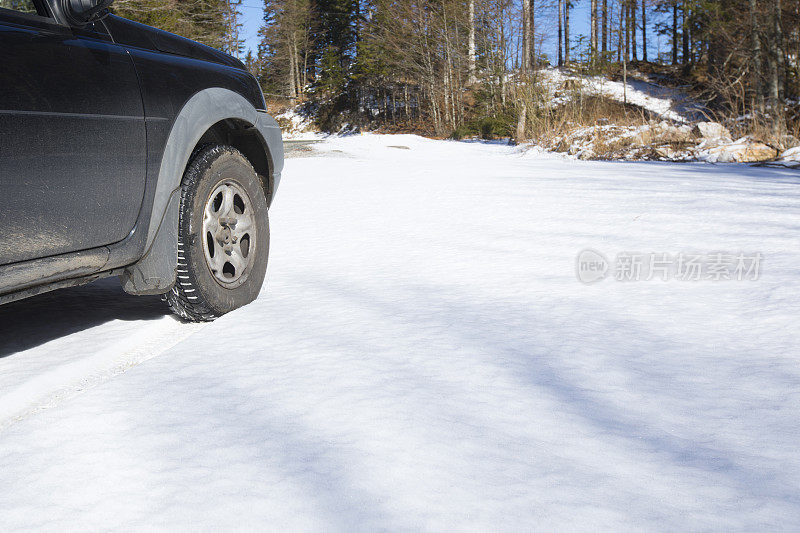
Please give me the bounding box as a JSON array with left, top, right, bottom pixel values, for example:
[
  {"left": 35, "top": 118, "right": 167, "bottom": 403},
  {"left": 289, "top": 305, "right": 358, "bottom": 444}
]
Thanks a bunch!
[{"left": 191, "top": 119, "right": 274, "bottom": 204}]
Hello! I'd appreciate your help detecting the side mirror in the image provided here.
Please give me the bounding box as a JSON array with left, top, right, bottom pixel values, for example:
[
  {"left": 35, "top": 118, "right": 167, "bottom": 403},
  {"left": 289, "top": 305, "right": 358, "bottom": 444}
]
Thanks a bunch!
[{"left": 64, "top": 0, "right": 114, "bottom": 26}]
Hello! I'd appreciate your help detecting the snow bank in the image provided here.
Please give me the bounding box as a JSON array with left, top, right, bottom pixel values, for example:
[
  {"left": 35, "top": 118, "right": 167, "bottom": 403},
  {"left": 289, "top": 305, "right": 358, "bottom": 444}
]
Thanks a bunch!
[
  {"left": 2, "top": 134, "right": 800, "bottom": 530},
  {"left": 781, "top": 145, "right": 800, "bottom": 162},
  {"left": 698, "top": 137, "right": 779, "bottom": 163}
]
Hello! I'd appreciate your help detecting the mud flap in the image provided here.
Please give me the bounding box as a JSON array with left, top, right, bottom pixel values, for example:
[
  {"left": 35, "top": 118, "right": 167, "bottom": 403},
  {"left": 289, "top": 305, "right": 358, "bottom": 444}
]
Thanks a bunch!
[{"left": 120, "top": 189, "right": 180, "bottom": 295}]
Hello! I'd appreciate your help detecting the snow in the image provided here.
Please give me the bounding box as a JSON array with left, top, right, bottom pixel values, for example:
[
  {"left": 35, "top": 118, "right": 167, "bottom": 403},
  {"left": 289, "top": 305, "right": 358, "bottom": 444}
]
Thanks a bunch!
[
  {"left": 781, "top": 145, "right": 800, "bottom": 162},
  {"left": 543, "top": 121, "right": 697, "bottom": 161},
  {"left": 0, "top": 281, "right": 203, "bottom": 431},
  {"left": 276, "top": 108, "right": 327, "bottom": 141},
  {"left": 698, "top": 137, "right": 753, "bottom": 163},
  {"left": 539, "top": 68, "right": 700, "bottom": 123},
  {"left": 2, "top": 134, "right": 800, "bottom": 530}
]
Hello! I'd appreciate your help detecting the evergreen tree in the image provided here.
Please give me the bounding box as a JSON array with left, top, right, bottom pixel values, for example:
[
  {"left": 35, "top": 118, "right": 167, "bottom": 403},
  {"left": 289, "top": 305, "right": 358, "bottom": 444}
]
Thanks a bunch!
[{"left": 114, "top": 0, "right": 231, "bottom": 51}]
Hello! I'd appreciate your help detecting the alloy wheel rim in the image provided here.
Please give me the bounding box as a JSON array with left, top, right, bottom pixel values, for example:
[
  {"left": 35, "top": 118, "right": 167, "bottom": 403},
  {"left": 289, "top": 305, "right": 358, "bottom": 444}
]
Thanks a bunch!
[{"left": 201, "top": 180, "right": 256, "bottom": 288}]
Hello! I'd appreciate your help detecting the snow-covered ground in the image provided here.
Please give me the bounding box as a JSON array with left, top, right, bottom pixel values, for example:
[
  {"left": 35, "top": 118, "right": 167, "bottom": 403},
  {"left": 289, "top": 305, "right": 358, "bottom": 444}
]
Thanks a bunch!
[{"left": 2, "top": 134, "right": 800, "bottom": 530}]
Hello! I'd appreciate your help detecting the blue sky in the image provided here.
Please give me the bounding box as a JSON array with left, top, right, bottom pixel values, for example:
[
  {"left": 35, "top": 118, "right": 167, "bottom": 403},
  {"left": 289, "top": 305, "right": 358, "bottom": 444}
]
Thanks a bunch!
[{"left": 240, "top": 2, "right": 264, "bottom": 56}]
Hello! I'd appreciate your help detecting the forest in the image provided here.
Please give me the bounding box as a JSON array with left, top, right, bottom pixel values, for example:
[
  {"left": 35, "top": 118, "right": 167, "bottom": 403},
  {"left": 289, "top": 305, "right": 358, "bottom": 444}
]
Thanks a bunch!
[{"left": 115, "top": 0, "right": 800, "bottom": 156}]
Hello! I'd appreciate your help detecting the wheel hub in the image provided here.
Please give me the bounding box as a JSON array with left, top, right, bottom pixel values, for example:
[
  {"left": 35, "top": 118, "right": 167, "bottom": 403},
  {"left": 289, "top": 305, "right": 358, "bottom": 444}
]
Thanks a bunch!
[{"left": 216, "top": 226, "right": 233, "bottom": 246}]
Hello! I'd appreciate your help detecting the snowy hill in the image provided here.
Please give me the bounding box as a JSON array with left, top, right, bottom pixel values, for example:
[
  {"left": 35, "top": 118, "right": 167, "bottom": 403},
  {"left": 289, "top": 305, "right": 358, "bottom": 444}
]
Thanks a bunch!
[{"left": 538, "top": 67, "right": 703, "bottom": 123}]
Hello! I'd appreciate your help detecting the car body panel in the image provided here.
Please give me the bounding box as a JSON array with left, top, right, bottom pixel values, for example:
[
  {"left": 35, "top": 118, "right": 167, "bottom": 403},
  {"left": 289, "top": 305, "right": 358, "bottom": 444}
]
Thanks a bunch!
[{"left": 0, "top": 11, "right": 147, "bottom": 264}]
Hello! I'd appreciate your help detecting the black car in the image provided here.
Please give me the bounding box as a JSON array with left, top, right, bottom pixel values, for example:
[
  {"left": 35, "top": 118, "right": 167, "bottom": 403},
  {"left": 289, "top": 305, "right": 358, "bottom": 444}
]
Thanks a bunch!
[{"left": 0, "top": 0, "right": 284, "bottom": 321}]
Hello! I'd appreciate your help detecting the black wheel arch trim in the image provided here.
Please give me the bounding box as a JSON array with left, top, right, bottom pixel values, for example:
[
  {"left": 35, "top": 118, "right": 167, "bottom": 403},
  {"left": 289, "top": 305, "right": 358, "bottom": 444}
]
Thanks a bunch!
[{"left": 120, "top": 87, "right": 283, "bottom": 296}]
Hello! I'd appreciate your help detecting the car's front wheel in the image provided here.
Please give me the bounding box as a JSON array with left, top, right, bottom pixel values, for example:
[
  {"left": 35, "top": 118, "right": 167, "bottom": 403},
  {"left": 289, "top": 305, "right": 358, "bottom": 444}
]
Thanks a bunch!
[{"left": 165, "top": 144, "right": 269, "bottom": 322}]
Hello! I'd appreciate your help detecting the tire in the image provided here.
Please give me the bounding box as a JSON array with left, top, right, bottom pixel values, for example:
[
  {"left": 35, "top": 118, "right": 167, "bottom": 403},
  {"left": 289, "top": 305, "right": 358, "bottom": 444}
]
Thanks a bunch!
[{"left": 165, "top": 144, "right": 269, "bottom": 322}]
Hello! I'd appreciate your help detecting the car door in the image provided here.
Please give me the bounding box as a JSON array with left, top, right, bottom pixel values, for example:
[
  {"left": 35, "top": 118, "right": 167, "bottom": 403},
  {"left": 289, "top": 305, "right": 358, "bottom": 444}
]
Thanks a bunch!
[{"left": 0, "top": 0, "right": 146, "bottom": 265}]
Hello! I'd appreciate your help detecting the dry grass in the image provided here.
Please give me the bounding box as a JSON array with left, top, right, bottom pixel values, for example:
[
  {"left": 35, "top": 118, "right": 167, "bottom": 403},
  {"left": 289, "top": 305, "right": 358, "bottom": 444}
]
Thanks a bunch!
[{"left": 526, "top": 93, "right": 654, "bottom": 149}]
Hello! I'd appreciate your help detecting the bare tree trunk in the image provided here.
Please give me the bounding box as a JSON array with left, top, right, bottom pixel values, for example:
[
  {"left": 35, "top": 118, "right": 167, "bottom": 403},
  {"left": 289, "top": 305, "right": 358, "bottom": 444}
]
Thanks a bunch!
[
  {"left": 602, "top": 0, "right": 608, "bottom": 54},
  {"left": 672, "top": 0, "right": 678, "bottom": 65},
  {"left": 770, "top": 0, "right": 785, "bottom": 137},
  {"left": 631, "top": 0, "right": 637, "bottom": 61},
  {"left": 625, "top": 0, "right": 630, "bottom": 63},
  {"left": 293, "top": 38, "right": 302, "bottom": 98},
  {"left": 288, "top": 32, "right": 297, "bottom": 102},
  {"left": 530, "top": 0, "right": 536, "bottom": 68},
  {"left": 443, "top": 8, "right": 453, "bottom": 130},
  {"left": 516, "top": 102, "right": 527, "bottom": 142},
  {"left": 302, "top": 34, "right": 309, "bottom": 89},
  {"left": 589, "top": 0, "right": 597, "bottom": 63},
  {"left": 521, "top": 0, "right": 530, "bottom": 71},
  {"left": 517, "top": 0, "right": 531, "bottom": 141},
  {"left": 623, "top": 1, "right": 628, "bottom": 103},
  {"left": 642, "top": 0, "right": 647, "bottom": 62},
  {"left": 558, "top": 0, "right": 564, "bottom": 66},
  {"left": 618, "top": 0, "right": 624, "bottom": 62},
  {"left": 564, "top": 0, "right": 571, "bottom": 65},
  {"left": 796, "top": 0, "right": 800, "bottom": 101},
  {"left": 500, "top": 3, "right": 507, "bottom": 104},
  {"left": 750, "top": 0, "right": 764, "bottom": 112},
  {"left": 468, "top": 0, "right": 477, "bottom": 84},
  {"left": 682, "top": 0, "right": 689, "bottom": 65},
  {"left": 623, "top": 51, "right": 628, "bottom": 104},
  {"left": 784, "top": 1, "right": 794, "bottom": 105}
]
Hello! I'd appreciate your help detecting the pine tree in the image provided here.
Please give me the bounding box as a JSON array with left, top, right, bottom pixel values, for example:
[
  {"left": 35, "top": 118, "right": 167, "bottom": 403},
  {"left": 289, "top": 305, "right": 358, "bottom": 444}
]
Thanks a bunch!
[{"left": 114, "top": 0, "right": 231, "bottom": 50}]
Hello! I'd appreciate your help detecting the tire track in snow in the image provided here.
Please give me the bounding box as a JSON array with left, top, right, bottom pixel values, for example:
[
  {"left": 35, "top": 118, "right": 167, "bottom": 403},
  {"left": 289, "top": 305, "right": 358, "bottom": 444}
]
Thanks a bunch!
[{"left": 0, "top": 317, "right": 204, "bottom": 432}]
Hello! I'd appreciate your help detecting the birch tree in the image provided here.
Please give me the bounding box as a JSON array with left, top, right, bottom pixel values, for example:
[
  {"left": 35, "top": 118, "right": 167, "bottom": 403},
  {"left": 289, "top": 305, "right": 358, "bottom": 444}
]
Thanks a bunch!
[{"left": 468, "top": 0, "right": 477, "bottom": 84}]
